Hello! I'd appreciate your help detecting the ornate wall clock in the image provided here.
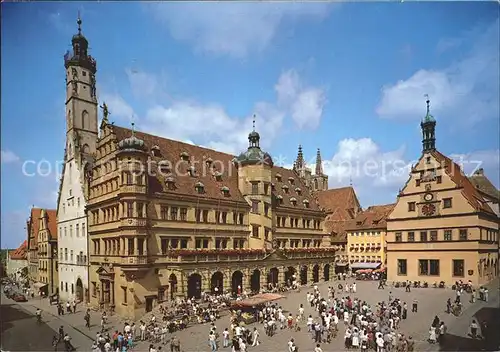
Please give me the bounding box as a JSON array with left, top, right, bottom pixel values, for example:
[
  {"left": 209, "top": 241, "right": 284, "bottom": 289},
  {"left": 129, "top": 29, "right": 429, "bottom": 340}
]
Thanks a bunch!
[
  {"left": 422, "top": 203, "right": 436, "bottom": 216},
  {"left": 424, "top": 193, "right": 434, "bottom": 201}
]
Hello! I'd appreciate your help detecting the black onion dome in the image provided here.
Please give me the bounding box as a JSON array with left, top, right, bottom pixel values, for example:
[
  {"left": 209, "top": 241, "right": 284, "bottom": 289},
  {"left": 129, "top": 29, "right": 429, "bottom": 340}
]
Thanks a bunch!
[
  {"left": 235, "top": 148, "right": 273, "bottom": 167},
  {"left": 118, "top": 134, "right": 147, "bottom": 153}
]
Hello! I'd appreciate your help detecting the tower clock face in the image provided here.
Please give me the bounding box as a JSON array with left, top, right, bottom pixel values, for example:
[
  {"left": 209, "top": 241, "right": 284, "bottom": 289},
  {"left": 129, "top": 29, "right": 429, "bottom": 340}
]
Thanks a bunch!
[
  {"left": 424, "top": 193, "right": 434, "bottom": 201},
  {"left": 422, "top": 203, "right": 436, "bottom": 216}
]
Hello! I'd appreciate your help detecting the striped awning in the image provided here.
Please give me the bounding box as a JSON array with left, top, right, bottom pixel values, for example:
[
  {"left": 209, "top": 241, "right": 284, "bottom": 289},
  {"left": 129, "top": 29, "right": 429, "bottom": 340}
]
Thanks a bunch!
[{"left": 350, "top": 262, "right": 382, "bottom": 270}]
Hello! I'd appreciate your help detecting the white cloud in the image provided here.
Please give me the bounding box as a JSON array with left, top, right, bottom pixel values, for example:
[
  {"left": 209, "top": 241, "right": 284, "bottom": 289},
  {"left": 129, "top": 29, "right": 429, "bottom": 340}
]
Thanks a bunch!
[
  {"left": 147, "top": 3, "right": 331, "bottom": 58},
  {"left": 276, "top": 69, "right": 326, "bottom": 129},
  {"left": 376, "top": 20, "right": 499, "bottom": 126},
  {"left": 1, "top": 150, "right": 20, "bottom": 164}
]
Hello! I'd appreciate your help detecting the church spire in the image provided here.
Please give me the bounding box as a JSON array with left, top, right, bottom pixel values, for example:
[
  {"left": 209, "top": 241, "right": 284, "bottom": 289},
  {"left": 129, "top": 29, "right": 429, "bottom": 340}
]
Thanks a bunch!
[
  {"left": 295, "top": 145, "right": 304, "bottom": 169},
  {"left": 64, "top": 13, "right": 97, "bottom": 74},
  {"left": 315, "top": 148, "right": 323, "bottom": 175},
  {"left": 421, "top": 95, "right": 436, "bottom": 153}
]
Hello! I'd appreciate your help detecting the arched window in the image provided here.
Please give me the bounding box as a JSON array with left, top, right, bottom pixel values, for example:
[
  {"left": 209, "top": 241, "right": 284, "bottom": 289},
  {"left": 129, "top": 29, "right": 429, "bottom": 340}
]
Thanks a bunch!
[
  {"left": 314, "top": 179, "right": 319, "bottom": 190},
  {"left": 82, "top": 144, "right": 90, "bottom": 154},
  {"left": 82, "top": 110, "right": 89, "bottom": 130}
]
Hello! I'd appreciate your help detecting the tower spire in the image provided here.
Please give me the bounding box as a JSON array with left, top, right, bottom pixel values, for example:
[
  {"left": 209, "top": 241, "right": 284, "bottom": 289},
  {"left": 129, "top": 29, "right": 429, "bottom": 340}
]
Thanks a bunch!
[
  {"left": 77, "top": 11, "right": 82, "bottom": 35},
  {"left": 295, "top": 145, "right": 304, "bottom": 169},
  {"left": 315, "top": 148, "right": 323, "bottom": 175},
  {"left": 421, "top": 94, "right": 436, "bottom": 153}
]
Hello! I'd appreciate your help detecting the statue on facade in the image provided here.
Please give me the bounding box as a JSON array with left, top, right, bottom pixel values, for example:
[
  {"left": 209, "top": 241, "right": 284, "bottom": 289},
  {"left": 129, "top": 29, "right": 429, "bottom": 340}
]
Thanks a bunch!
[
  {"left": 71, "top": 67, "right": 78, "bottom": 80},
  {"left": 90, "top": 73, "right": 96, "bottom": 97},
  {"left": 272, "top": 238, "right": 278, "bottom": 250},
  {"left": 72, "top": 81, "right": 78, "bottom": 95},
  {"left": 100, "top": 102, "right": 110, "bottom": 122}
]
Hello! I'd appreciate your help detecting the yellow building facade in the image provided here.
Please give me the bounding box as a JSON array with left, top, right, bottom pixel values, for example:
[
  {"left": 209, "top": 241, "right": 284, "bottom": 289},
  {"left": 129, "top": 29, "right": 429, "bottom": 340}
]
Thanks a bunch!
[
  {"left": 346, "top": 204, "right": 395, "bottom": 269},
  {"left": 27, "top": 208, "right": 41, "bottom": 284},
  {"left": 386, "top": 101, "right": 499, "bottom": 286},
  {"left": 37, "top": 209, "right": 59, "bottom": 296},
  {"left": 85, "top": 117, "right": 335, "bottom": 319}
]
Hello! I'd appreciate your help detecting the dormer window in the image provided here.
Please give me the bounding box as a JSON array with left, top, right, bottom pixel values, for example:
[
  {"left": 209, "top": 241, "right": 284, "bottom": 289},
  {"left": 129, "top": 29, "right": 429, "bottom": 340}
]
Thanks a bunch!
[
  {"left": 290, "top": 197, "right": 297, "bottom": 206},
  {"left": 214, "top": 171, "right": 222, "bottom": 181},
  {"left": 276, "top": 195, "right": 283, "bottom": 204},
  {"left": 151, "top": 145, "right": 161, "bottom": 157},
  {"left": 165, "top": 177, "right": 175, "bottom": 190},
  {"left": 282, "top": 184, "right": 289, "bottom": 193},
  {"left": 303, "top": 199, "right": 310, "bottom": 208},
  {"left": 288, "top": 177, "right": 295, "bottom": 184},
  {"left": 356, "top": 221, "right": 362, "bottom": 225},
  {"left": 221, "top": 186, "right": 230, "bottom": 197},
  {"left": 188, "top": 165, "right": 196, "bottom": 177},
  {"left": 295, "top": 187, "right": 301, "bottom": 195},
  {"left": 158, "top": 161, "right": 171, "bottom": 174},
  {"left": 195, "top": 181, "right": 205, "bottom": 194},
  {"left": 276, "top": 173, "right": 282, "bottom": 182},
  {"left": 205, "top": 157, "right": 213, "bottom": 166},
  {"left": 180, "top": 151, "right": 190, "bottom": 161}
]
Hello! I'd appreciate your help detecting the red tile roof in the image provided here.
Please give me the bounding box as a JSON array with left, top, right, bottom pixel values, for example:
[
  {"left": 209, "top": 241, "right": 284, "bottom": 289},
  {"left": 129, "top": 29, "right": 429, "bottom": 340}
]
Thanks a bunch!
[
  {"left": 315, "top": 187, "right": 362, "bottom": 243},
  {"left": 432, "top": 151, "right": 495, "bottom": 214},
  {"left": 346, "top": 203, "right": 396, "bottom": 231},
  {"left": 112, "top": 126, "right": 322, "bottom": 213},
  {"left": 27, "top": 208, "right": 42, "bottom": 249},
  {"left": 9, "top": 240, "right": 28, "bottom": 260},
  {"left": 468, "top": 169, "right": 499, "bottom": 201},
  {"left": 46, "top": 209, "right": 58, "bottom": 240}
]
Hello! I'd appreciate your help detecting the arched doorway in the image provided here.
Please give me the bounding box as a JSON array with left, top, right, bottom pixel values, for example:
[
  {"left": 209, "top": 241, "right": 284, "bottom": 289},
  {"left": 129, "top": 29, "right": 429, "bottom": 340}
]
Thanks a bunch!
[
  {"left": 211, "top": 272, "right": 224, "bottom": 294},
  {"left": 312, "top": 265, "right": 320, "bottom": 283},
  {"left": 187, "top": 273, "right": 202, "bottom": 299},
  {"left": 75, "top": 278, "right": 83, "bottom": 302},
  {"left": 284, "top": 267, "right": 296, "bottom": 287},
  {"left": 300, "top": 266, "right": 308, "bottom": 285},
  {"left": 169, "top": 274, "right": 178, "bottom": 300},
  {"left": 250, "top": 269, "right": 260, "bottom": 293},
  {"left": 323, "top": 264, "right": 330, "bottom": 281},
  {"left": 232, "top": 271, "right": 243, "bottom": 295},
  {"left": 268, "top": 267, "right": 279, "bottom": 287}
]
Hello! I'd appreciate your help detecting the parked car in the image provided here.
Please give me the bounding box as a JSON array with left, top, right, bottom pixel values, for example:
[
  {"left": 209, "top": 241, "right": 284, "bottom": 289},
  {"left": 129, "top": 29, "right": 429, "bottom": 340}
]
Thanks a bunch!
[{"left": 12, "top": 293, "right": 27, "bottom": 302}]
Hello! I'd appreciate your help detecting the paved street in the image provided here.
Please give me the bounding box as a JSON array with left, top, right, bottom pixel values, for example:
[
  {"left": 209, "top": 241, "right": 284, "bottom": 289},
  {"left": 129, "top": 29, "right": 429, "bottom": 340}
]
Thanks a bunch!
[
  {"left": 15, "top": 278, "right": 499, "bottom": 352},
  {"left": 1, "top": 293, "right": 93, "bottom": 351}
]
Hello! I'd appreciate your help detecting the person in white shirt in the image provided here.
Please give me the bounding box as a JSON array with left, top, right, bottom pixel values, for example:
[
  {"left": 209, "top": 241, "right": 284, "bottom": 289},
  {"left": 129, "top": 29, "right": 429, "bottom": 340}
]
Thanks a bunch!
[
  {"left": 222, "top": 328, "right": 230, "bottom": 348},
  {"left": 287, "top": 338, "right": 295, "bottom": 352},
  {"left": 307, "top": 315, "right": 314, "bottom": 332},
  {"left": 314, "top": 343, "right": 323, "bottom": 352},
  {"left": 252, "top": 327, "right": 260, "bottom": 346}
]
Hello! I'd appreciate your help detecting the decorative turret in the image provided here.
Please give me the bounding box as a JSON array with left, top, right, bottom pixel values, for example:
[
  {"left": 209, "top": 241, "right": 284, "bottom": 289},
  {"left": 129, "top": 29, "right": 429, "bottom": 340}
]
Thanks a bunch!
[
  {"left": 295, "top": 145, "right": 305, "bottom": 170},
  {"left": 64, "top": 14, "right": 97, "bottom": 74},
  {"left": 421, "top": 95, "right": 436, "bottom": 153},
  {"left": 234, "top": 115, "right": 273, "bottom": 167},
  {"left": 118, "top": 123, "right": 147, "bottom": 154},
  {"left": 315, "top": 148, "right": 323, "bottom": 175}
]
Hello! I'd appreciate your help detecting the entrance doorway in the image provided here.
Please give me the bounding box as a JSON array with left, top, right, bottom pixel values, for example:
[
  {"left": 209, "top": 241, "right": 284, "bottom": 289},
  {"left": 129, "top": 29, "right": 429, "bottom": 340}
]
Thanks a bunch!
[
  {"left": 284, "top": 267, "right": 296, "bottom": 287},
  {"left": 300, "top": 266, "right": 308, "bottom": 285},
  {"left": 250, "top": 269, "right": 260, "bottom": 293},
  {"left": 268, "top": 268, "right": 279, "bottom": 287},
  {"left": 232, "top": 271, "right": 243, "bottom": 295},
  {"left": 323, "top": 264, "right": 330, "bottom": 281},
  {"left": 76, "top": 278, "right": 83, "bottom": 302},
  {"left": 211, "top": 272, "right": 224, "bottom": 294},
  {"left": 169, "top": 274, "right": 178, "bottom": 300},
  {"left": 312, "top": 265, "right": 320, "bottom": 283},
  {"left": 145, "top": 296, "right": 154, "bottom": 312},
  {"left": 187, "top": 273, "right": 202, "bottom": 299}
]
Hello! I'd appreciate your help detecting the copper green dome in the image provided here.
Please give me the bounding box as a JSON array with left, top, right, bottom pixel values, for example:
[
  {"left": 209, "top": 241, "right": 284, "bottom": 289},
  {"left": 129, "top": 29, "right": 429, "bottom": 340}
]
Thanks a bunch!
[
  {"left": 234, "top": 125, "right": 273, "bottom": 167},
  {"left": 118, "top": 124, "right": 147, "bottom": 153}
]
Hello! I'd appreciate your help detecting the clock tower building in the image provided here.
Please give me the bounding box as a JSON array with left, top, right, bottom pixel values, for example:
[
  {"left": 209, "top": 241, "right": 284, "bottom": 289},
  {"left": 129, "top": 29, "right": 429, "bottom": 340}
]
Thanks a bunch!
[{"left": 384, "top": 99, "right": 499, "bottom": 286}]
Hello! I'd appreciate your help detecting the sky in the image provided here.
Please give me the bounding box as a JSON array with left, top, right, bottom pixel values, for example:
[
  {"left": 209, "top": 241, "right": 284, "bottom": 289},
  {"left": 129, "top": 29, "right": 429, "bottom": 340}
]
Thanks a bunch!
[{"left": 1, "top": 2, "right": 499, "bottom": 249}]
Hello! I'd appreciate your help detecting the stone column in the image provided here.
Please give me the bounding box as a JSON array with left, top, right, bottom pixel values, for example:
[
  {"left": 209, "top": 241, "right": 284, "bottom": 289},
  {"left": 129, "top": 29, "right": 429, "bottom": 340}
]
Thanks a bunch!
[
  {"left": 259, "top": 267, "right": 267, "bottom": 292},
  {"left": 278, "top": 266, "right": 285, "bottom": 284},
  {"left": 243, "top": 268, "right": 251, "bottom": 292},
  {"left": 143, "top": 238, "right": 148, "bottom": 256},
  {"left": 202, "top": 271, "right": 210, "bottom": 293},
  {"left": 111, "top": 282, "right": 115, "bottom": 306},
  {"left": 223, "top": 269, "right": 231, "bottom": 294},
  {"left": 134, "top": 238, "right": 139, "bottom": 256}
]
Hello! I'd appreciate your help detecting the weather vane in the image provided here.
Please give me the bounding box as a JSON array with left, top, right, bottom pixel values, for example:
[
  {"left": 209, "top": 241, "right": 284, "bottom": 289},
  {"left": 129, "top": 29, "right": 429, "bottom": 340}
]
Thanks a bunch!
[{"left": 252, "top": 114, "right": 256, "bottom": 131}]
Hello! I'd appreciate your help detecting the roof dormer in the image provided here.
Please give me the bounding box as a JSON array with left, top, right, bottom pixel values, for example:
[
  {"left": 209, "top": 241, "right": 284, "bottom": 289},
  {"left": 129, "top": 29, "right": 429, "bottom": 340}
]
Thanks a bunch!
[
  {"left": 151, "top": 145, "right": 161, "bottom": 157},
  {"left": 180, "top": 151, "right": 190, "bottom": 161},
  {"left": 295, "top": 187, "right": 302, "bottom": 195},
  {"left": 303, "top": 199, "right": 310, "bottom": 208},
  {"left": 165, "top": 176, "right": 175, "bottom": 190},
  {"left": 288, "top": 177, "right": 295, "bottom": 184},
  {"left": 195, "top": 181, "right": 205, "bottom": 194},
  {"left": 276, "top": 173, "right": 282, "bottom": 182},
  {"left": 205, "top": 157, "right": 213, "bottom": 166},
  {"left": 221, "top": 186, "right": 230, "bottom": 197},
  {"left": 188, "top": 165, "right": 196, "bottom": 177},
  {"left": 290, "top": 197, "right": 297, "bottom": 206},
  {"left": 282, "top": 184, "right": 289, "bottom": 193},
  {"left": 276, "top": 194, "right": 283, "bottom": 204},
  {"left": 214, "top": 171, "right": 223, "bottom": 181}
]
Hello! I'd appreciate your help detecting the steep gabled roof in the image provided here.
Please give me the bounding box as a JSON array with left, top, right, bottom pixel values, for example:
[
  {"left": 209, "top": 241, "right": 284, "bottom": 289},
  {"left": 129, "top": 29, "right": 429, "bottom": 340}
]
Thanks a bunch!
[
  {"left": 9, "top": 240, "right": 27, "bottom": 260},
  {"left": 431, "top": 151, "right": 494, "bottom": 214},
  {"left": 346, "top": 203, "right": 396, "bottom": 231},
  {"left": 46, "top": 209, "right": 58, "bottom": 240},
  {"left": 28, "top": 208, "right": 42, "bottom": 248},
  {"left": 111, "top": 125, "right": 322, "bottom": 213},
  {"left": 315, "top": 187, "right": 362, "bottom": 242},
  {"left": 468, "top": 169, "right": 499, "bottom": 202}
]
